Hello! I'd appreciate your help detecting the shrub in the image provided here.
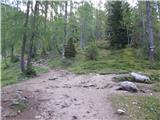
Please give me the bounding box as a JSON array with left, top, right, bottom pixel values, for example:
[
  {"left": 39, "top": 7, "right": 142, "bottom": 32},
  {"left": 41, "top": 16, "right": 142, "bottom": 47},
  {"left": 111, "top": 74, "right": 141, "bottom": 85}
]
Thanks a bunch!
[
  {"left": 64, "top": 38, "right": 76, "bottom": 58},
  {"left": 25, "top": 64, "right": 36, "bottom": 76},
  {"left": 84, "top": 45, "right": 98, "bottom": 60},
  {"left": 11, "top": 56, "right": 19, "bottom": 63}
]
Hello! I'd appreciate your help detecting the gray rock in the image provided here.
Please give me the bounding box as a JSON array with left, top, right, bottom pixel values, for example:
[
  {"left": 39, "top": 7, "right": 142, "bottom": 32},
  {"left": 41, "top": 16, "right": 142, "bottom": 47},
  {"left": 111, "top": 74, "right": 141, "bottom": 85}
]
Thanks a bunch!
[
  {"left": 118, "top": 81, "right": 138, "bottom": 92},
  {"left": 131, "top": 72, "right": 150, "bottom": 83}
]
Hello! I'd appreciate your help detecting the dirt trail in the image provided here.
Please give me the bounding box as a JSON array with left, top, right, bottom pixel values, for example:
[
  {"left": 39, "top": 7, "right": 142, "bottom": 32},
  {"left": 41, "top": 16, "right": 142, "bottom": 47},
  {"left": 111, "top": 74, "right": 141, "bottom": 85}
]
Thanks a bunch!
[{"left": 2, "top": 69, "right": 122, "bottom": 120}]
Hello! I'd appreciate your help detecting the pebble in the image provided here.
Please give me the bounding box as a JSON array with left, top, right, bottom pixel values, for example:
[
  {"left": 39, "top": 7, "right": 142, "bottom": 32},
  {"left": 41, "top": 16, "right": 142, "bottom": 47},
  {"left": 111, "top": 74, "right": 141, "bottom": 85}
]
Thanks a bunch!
[
  {"left": 116, "top": 109, "right": 125, "bottom": 115},
  {"left": 72, "top": 115, "right": 78, "bottom": 120},
  {"left": 35, "top": 115, "right": 41, "bottom": 119}
]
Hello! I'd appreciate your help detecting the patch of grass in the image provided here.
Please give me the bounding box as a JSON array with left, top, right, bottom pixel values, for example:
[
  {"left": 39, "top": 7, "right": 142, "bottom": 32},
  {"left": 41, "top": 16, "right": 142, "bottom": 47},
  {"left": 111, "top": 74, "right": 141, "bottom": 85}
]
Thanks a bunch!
[
  {"left": 34, "top": 66, "right": 49, "bottom": 73},
  {"left": 48, "top": 48, "right": 160, "bottom": 75},
  {"left": 10, "top": 100, "right": 27, "bottom": 112},
  {"left": 48, "top": 57, "right": 62, "bottom": 69},
  {"left": 146, "top": 71, "right": 160, "bottom": 82},
  {"left": 1, "top": 62, "right": 22, "bottom": 86},
  {"left": 1, "top": 61, "right": 49, "bottom": 87},
  {"left": 153, "top": 83, "right": 160, "bottom": 92},
  {"left": 113, "top": 75, "right": 133, "bottom": 82},
  {"left": 112, "top": 95, "right": 160, "bottom": 120}
]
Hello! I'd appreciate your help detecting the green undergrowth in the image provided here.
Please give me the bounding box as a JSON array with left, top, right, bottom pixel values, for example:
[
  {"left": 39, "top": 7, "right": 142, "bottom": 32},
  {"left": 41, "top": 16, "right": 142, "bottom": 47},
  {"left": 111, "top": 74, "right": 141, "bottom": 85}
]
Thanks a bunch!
[
  {"left": 112, "top": 95, "right": 160, "bottom": 120},
  {"left": 1, "top": 61, "right": 49, "bottom": 87},
  {"left": 68, "top": 48, "right": 160, "bottom": 74},
  {"left": 48, "top": 46, "right": 160, "bottom": 76}
]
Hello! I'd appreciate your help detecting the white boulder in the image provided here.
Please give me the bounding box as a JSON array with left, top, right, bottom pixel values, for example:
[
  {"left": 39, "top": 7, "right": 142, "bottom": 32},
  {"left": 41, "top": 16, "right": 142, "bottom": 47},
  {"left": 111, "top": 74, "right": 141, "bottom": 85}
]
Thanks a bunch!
[{"left": 131, "top": 72, "right": 150, "bottom": 83}]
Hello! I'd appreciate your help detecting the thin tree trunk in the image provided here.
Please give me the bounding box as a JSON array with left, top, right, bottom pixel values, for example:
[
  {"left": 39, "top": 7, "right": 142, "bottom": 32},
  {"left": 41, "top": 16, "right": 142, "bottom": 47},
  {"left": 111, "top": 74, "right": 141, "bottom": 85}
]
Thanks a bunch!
[
  {"left": 10, "top": 45, "right": 14, "bottom": 61},
  {"left": 140, "top": 2, "right": 146, "bottom": 46},
  {"left": 70, "top": 0, "right": 73, "bottom": 16},
  {"left": 62, "top": 1, "right": 67, "bottom": 58},
  {"left": 3, "top": 33, "right": 8, "bottom": 67},
  {"left": 146, "top": 1, "right": 155, "bottom": 62},
  {"left": 158, "top": 32, "right": 160, "bottom": 47},
  {"left": 80, "top": 19, "right": 85, "bottom": 49},
  {"left": 27, "top": 1, "right": 38, "bottom": 70},
  {"left": 20, "top": 1, "right": 30, "bottom": 73}
]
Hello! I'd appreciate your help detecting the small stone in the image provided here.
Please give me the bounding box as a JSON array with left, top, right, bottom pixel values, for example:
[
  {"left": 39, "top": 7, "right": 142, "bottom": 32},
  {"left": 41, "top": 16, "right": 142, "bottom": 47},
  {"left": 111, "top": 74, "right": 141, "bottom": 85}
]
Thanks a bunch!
[
  {"left": 72, "top": 115, "right": 78, "bottom": 120},
  {"left": 11, "top": 99, "right": 19, "bottom": 105},
  {"left": 34, "top": 89, "right": 40, "bottom": 92},
  {"left": 61, "top": 103, "right": 69, "bottom": 108},
  {"left": 48, "top": 77, "right": 58, "bottom": 81},
  {"left": 116, "top": 109, "right": 125, "bottom": 115},
  {"left": 86, "top": 111, "right": 90, "bottom": 114},
  {"left": 35, "top": 115, "right": 41, "bottom": 119},
  {"left": 132, "top": 102, "right": 137, "bottom": 105}
]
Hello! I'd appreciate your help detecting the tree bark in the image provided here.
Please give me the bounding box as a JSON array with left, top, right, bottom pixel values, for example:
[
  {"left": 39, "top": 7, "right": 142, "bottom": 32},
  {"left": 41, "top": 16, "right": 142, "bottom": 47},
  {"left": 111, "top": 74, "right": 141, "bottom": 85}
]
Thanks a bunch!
[
  {"left": 20, "top": 1, "right": 30, "bottom": 73},
  {"left": 146, "top": 1, "right": 155, "bottom": 62},
  {"left": 27, "top": 1, "right": 39, "bottom": 70}
]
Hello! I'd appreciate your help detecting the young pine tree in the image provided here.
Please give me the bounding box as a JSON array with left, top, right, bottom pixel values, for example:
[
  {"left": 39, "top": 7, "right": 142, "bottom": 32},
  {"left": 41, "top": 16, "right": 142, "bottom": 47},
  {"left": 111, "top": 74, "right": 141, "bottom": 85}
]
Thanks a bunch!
[{"left": 107, "top": 1, "right": 128, "bottom": 49}]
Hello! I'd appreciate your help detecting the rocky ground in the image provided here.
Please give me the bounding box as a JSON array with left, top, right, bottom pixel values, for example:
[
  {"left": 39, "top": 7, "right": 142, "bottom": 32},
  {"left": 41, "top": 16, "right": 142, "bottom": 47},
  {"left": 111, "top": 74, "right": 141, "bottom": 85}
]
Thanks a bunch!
[{"left": 1, "top": 69, "right": 153, "bottom": 120}]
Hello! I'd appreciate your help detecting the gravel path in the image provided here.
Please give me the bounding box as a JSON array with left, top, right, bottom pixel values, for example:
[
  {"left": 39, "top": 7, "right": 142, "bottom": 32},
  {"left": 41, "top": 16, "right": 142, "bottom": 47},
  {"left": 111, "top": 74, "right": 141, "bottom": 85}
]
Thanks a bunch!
[{"left": 2, "top": 69, "right": 120, "bottom": 120}]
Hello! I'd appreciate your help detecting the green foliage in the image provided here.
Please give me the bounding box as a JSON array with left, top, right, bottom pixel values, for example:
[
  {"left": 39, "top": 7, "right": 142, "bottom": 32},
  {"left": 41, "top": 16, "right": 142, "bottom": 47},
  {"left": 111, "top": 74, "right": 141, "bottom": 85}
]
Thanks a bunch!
[
  {"left": 64, "top": 38, "right": 76, "bottom": 58},
  {"left": 84, "top": 45, "right": 98, "bottom": 60}
]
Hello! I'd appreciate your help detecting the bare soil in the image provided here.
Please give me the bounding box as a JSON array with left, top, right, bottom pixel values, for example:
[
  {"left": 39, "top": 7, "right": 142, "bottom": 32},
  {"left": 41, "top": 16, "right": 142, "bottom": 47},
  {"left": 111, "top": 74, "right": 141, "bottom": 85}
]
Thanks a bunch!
[{"left": 1, "top": 69, "right": 153, "bottom": 120}]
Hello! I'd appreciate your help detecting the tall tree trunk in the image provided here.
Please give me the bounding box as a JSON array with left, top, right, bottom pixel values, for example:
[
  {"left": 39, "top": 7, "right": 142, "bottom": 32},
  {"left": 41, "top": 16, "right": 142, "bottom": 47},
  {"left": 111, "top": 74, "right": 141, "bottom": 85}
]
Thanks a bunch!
[
  {"left": 70, "top": 0, "right": 73, "bottom": 16},
  {"left": 42, "top": 1, "right": 48, "bottom": 55},
  {"left": 140, "top": 2, "right": 146, "bottom": 45},
  {"left": 157, "top": 1, "right": 160, "bottom": 47},
  {"left": 62, "top": 1, "right": 67, "bottom": 58},
  {"left": 158, "top": 32, "right": 160, "bottom": 47},
  {"left": 146, "top": 1, "right": 155, "bottom": 62},
  {"left": 20, "top": 1, "right": 30, "bottom": 73},
  {"left": 27, "top": 1, "right": 39, "bottom": 70}
]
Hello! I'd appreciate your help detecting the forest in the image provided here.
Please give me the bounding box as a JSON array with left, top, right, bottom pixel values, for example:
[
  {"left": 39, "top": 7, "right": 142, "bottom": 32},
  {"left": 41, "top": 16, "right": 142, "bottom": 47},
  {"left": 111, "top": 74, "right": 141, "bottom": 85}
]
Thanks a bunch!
[{"left": 1, "top": 0, "right": 160, "bottom": 120}]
